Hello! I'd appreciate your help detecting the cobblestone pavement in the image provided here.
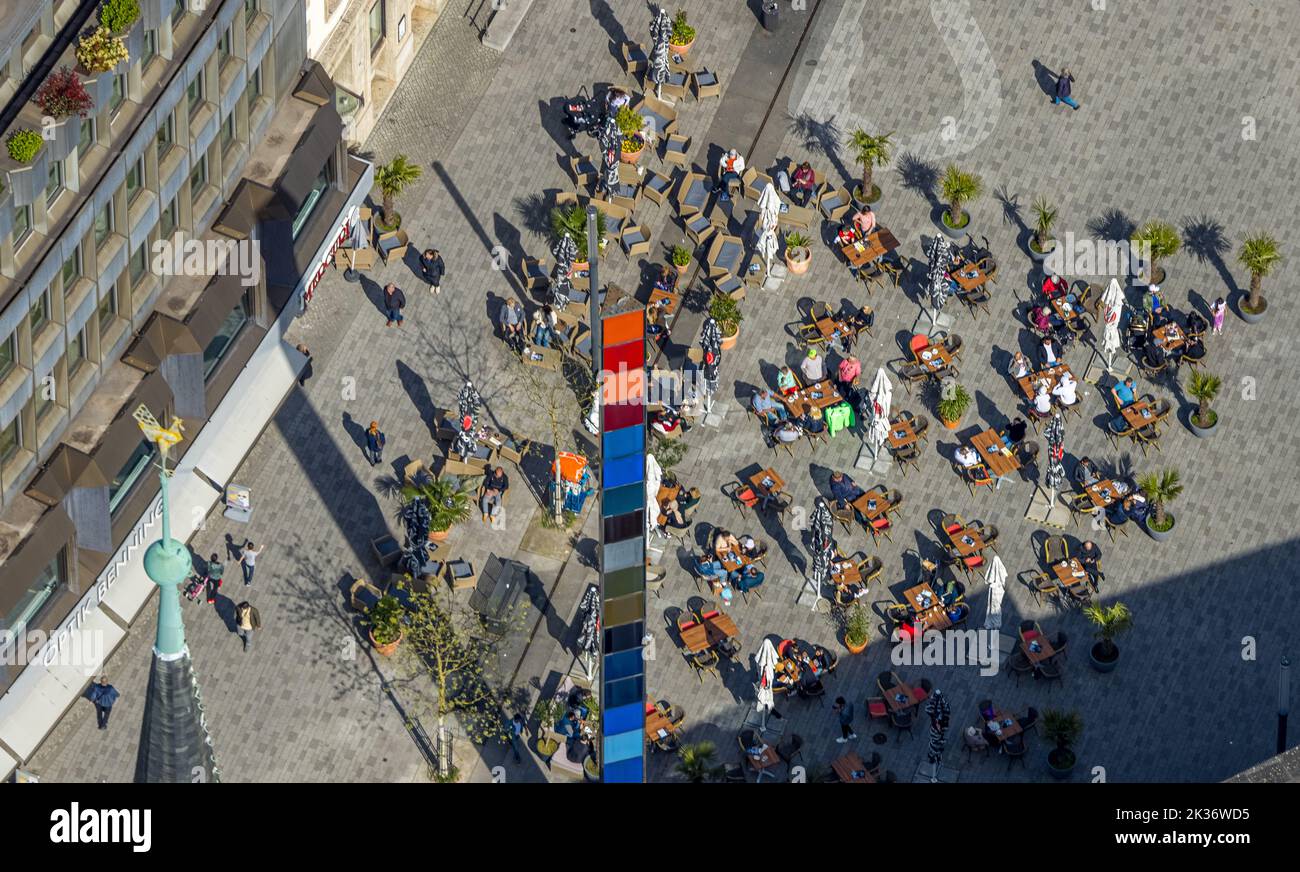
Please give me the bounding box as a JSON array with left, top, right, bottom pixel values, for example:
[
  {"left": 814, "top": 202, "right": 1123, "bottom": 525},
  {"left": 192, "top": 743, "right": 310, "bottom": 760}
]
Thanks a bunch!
[
  {"left": 22, "top": 0, "right": 1300, "bottom": 783},
  {"left": 647, "top": 0, "right": 1300, "bottom": 783}
]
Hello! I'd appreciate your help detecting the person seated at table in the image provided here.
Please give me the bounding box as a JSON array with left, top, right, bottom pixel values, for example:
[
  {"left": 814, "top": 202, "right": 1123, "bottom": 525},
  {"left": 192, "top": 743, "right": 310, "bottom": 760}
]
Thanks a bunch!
[
  {"left": 693, "top": 553, "right": 730, "bottom": 584},
  {"left": 829, "top": 471, "right": 866, "bottom": 509},
  {"left": 659, "top": 496, "right": 690, "bottom": 529},
  {"left": 776, "top": 365, "right": 800, "bottom": 396},
  {"left": 738, "top": 533, "right": 762, "bottom": 560},
  {"left": 791, "top": 161, "right": 817, "bottom": 206},
  {"left": 800, "top": 347, "right": 826, "bottom": 383},
  {"left": 794, "top": 407, "right": 825, "bottom": 437},
  {"left": 1181, "top": 334, "right": 1207, "bottom": 364},
  {"left": 752, "top": 389, "right": 788, "bottom": 425},
  {"left": 1042, "top": 273, "right": 1068, "bottom": 299},
  {"left": 652, "top": 264, "right": 678, "bottom": 293},
  {"left": 772, "top": 663, "right": 797, "bottom": 691},
  {"left": 679, "top": 486, "right": 701, "bottom": 516},
  {"left": 954, "top": 445, "right": 981, "bottom": 468},
  {"left": 1143, "top": 339, "right": 1168, "bottom": 370},
  {"left": 851, "top": 206, "right": 877, "bottom": 238},
  {"left": 937, "top": 577, "right": 963, "bottom": 606},
  {"left": 1079, "top": 540, "right": 1104, "bottom": 589},
  {"left": 1112, "top": 376, "right": 1137, "bottom": 407},
  {"left": 1032, "top": 383, "right": 1054, "bottom": 416},
  {"left": 836, "top": 354, "right": 862, "bottom": 396},
  {"left": 1008, "top": 351, "right": 1032, "bottom": 379},
  {"left": 919, "top": 558, "right": 940, "bottom": 588},
  {"left": 1144, "top": 284, "right": 1164, "bottom": 318},
  {"left": 964, "top": 726, "right": 991, "bottom": 754},
  {"left": 732, "top": 564, "right": 765, "bottom": 592},
  {"left": 1051, "top": 370, "right": 1079, "bottom": 406},
  {"left": 1005, "top": 417, "right": 1028, "bottom": 446},
  {"left": 1185, "top": 309, "right": 1208, "bottom": 338},
  {"left": 716, "top": 148, "right": 746, "bottom": 201},
  {"left": 717, "top": 635, "right": 742, "bottom": 660},
  {"left": 1037, "top": 335, "right": 1063, "bottom": 368},
  {"left": 796, "top": 669, "right": 825, "bottom": 700},
  {"left": 1030, "top": 305, "right": 1054, "bottom": 335},
  {"left": 1074, "top": 456, "right": 1100, "bottom": 487},
  {"left": 712, "top": 529, "right": 742, "bottom": 560},
  {"left": 530, "top": 305, "right": 556, "bottom": 348},
  {"left": 811, "top": 646, "right": 834, "bottom": 674},
  {"left": 772, "top": 419, "right": 803, "bottom": 445}
]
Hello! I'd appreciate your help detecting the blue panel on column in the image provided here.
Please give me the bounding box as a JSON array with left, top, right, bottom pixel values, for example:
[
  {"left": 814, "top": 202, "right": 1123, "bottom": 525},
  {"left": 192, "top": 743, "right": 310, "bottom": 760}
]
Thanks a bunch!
[
  {"left": 604, "top": 453, "right": 643, "bottom": 489},
  {"left": 603, "top": 483, "right": 643, "bottom": 517},
  {"left": 603, "top": 756, "right": 643, "bottom": 783},
  {"left": 605, "top": 701, "right": 645, "bottom": 735},
  {"left": 604, "top": 648, "right": 642, "bottom": 682},
  {"left": 602, "top": 425, "right": 644, "bottom": 460},
  {"left": 603, "top": 674, "right": 644, "bottom": 708},
  {"left": 604, "top": 731, "right": 643, "bottom": 763}
]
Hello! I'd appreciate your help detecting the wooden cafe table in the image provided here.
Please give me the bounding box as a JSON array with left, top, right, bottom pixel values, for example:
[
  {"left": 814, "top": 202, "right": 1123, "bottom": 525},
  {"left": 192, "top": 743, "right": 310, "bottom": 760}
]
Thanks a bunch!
[
  {"left": 679, "top": 622, "right": 712, "bottom": 654},
  {"left": 748, "top": 467, "right": 785, "bottom": 512},
  {"left": 970, "top": 428, "right": 1021, "bottom": 484},
  {"left": 951, "top": 260, "right": 990, "bottom": 292},
  {"left": 903, "top": 583, "right": 942, "bottom": 614},
  {"left": 832, "top": 751, "right": 877, "bottom": 783},
  {"left": 1051, "top": 558, "right": 1091, "bottom": 593},
  {"left": 1083, "top": 479, "right": 1123, "bottom": 509},
  {"left": 944, "top": 524, "right": 985, "bottom": 558},
  {"left": 1018, "top": 363, "right": 1074, "bottom": 400},
  {"left": 851, "top": 488, "right": 890, "bottom": 525},
  {"left": 644, "top": 701, "right": 678, "bottom": 742},
  {"left": 702, "top": 611, "right": 740, "bottom": 646},
  {"left": 781, "top": 379, "right": 844, "bottom": 417},
  {"left": 1019, "top": 627, "right": 1057, "bottom": 666},
  {"left": 841, "top": 227, "right": 901, "bottom": 268},
  {"left": 881, "top": 678, "right": 923, "bottom": 713},
  {"left": 914, "top": 343, "right": 954, "bottom": 375},
  {"left": 1121, "top": 400, "right": 1158, "bottom": 431},
  {"left": 886, "top": 417, "right": 918, "bottom": 451},
  {"left": 985, "top": 709, "right": 1023, "bottom": 742},
  {"left": 1151, "top": 322, "right": 1186, "bottom": 353}
]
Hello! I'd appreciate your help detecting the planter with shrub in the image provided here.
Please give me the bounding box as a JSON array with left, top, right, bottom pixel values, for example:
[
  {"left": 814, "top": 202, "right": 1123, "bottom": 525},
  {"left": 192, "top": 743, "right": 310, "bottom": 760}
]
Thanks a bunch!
[
  {"left": 848, "top": 128, "right": 892, "bottom": 208},
  {"left": 365, "top": 594, "right": 404, "bottom": 656},
  {"left": 783, "top": 231, "right": 812, "bottom": 274},
  {"left": 615, "top": 105, "right": 645, "bottom": 163},
  {"left": 670, "top": 244, "right": 691, "bottom": 274},
  {"left": 1043, "top": 709, "right": 1083, "bottom": 779},
  {"left": 843, "top": 602, "right": 870, "bottom": 653},
  {"left": 1029, "top": 196, "right": 1057, "bottom": 260},
  {"left": 939, "top": 164, "right": 982, "bottom": 239},
  {"left": 708, "top": 293, "right": 742, "bottom": 350},
  {"left": 1186, "top": 371, "right": 1221, "bottom": 437},
  {"left": 1084, "top": 601, "right": 1132, "bottom": 673},
  {"left": 1237, "top": 233, "right": 1282, "bottom": 323},
  {"left": 550, "top": 203, "right": 607, "bottom": 264},
  {"left": 6, "top": 129, "right": 42, "bottom": 164},
  {"left": 668, "top": 9, "right": 696, "bottom": 55},
  {"left": 934, "top": 381, "right": 972, "bottom": 429},
  {"left": 1137, "top": 469, "right": 1181, "bottom": 541},
  {"left": 76, "top": 26, "right": 129, "bottom": 74},
  {"left": 99, "top": 0, "right": 141, "bottom": 34},
  {"left": 1130, "top": 220, "right": 1180, "bottom": 286},
  {"left": 34, "top": 67, "right": 94, "bottom": 119}
]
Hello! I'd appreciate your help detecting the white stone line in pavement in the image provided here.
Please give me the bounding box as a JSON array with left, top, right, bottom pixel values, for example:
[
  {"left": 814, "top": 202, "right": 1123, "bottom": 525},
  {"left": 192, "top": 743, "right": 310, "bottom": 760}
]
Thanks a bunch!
[{"left": 790, "top": 0, "right": 1002, "bottom": 160}]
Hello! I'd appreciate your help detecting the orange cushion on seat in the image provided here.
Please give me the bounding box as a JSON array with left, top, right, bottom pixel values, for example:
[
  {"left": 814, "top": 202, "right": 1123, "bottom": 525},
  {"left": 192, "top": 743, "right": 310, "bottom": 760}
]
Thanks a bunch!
[
  {"left": 700, "top": 610, "right": 720, "bottom": 620},
  {"left": 964, "top": 555, "right": 984, "bottom": 568},
  {"left": 871, "top": 517, "right": 890, "bottom": 529}
]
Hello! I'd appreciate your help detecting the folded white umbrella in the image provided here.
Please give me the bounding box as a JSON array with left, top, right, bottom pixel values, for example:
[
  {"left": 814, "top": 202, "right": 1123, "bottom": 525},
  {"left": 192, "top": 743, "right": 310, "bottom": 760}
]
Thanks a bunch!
[
  {"left": 645, "top": 452, "right": 663, "bottom": 537},
  {"left": 983, "top": 554, "right": 1007, "bottom": 630},
  {"left": 757, "top": 183, "right": 781, "bottom": 275},
  {"left": 1101, "top": 277, "right": 1125, "bottom": 364},
  {"left": 868, "top": 367, "right": 893, "bottom": 455},
  {"left": 755, "top": 639, "right": 779, "bottom": 714}
]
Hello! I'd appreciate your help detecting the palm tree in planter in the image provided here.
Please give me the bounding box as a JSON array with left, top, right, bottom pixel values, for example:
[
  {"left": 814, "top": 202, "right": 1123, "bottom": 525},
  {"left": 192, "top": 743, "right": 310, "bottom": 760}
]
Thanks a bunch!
[
  {"left": 846, "top": 128, "right": 893, "bottom": 207},
  {"left": 1029, "top": 196, "right": 1058, "bottom": 260},
  {"left": 550, "top": 203, "right": 607, "bottom": 267},
  {"left": 932, "top": 380, "right": 972, "bottom": 430},
  {"left": 939, "top": 165, "right": 983, "bottom": 238},
  {"left": 1137, "top": 469, "right": 1182, "bottom": 540},
  {"left": 400, "top": 478, "right": 471, "bottom": 543},
  {"left": 1083, "top": 601, "right": 1133, "bottom": 672},
  {"left": 1130, "top": 221, "right": 1181, "bottom": 285},
  {"left": 1042, "top": 709, "right": 1083, "bottom": 779},
  {"left": 677, "top": 741, "right": 722, "bottom": 782},
  {"left": 1237, "top": 233, "right": 1282, "bottom": 322},
  {"left": 783, "top": 231, "right": 812, "bottom": 275},
  {"left": 1186, "top": 371, "right": 1222, "bottom": 437},
  {"left": 374, "top": 154, "right": 422, "bottom": 230},
  {"left": 708, "top": 292, "right": 743, "bottom": 350}
]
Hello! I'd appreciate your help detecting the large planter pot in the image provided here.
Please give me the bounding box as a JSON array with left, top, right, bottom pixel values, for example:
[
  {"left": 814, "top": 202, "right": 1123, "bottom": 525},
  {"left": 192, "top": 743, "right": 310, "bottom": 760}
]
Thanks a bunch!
[
  {"left": 1143, "top": 513, "right": 1175, "bottom": 542},
  {"left": 1238, "top": 294, "right": 1268, "bottom": 324},
  {"left": 1028, "top": 237, "right": 1056, "bottom": 262},
  {"left": 669, "top": 37, "right": 695, "bottom": 57},
  {"left": 583, "top": 755, "right": 601, "bottom": 782},
  {"left": 428, "top": 528, "right": 450, "bottom": 543},
  {"left": 572, "top": 260, "right": 590, "bottom": 273},
  {"left": 845, "top": 635, "right": 868, "bottom": 655},
  {"left": 619, "top": 141, "right": 644, "bottom": 164},
  {"left": 1047, "top": 748, "right": 1076, "bottom": 780},
  {"left": 1133, "top": 265, "right": 1167, "bottom": 287},
  {"left": 853, "top": 183, "right": 882, "bottom": 211},
  {"left": 369, "top": 628, "right": 403, "bottom": 657},
  {"left": 785, "top": 246, "right": 811, "bottom": 275},
  {"left": 939, "top": 210, "right": 970, "bottom": 240},
  {"left": 1088, "top": 641, "right": 1120, "bottom": 673},
  {"left": 674, "top": 261, "right": 690, "bottom": 276},
  {"left": 720, "top": 325, "right": 739, "bottom": 351},
  {"left": 535, "top": 737, "right": 559, "bottom": 762},
  {"left": 1187, "top": 408, "right": 1218, "bottom": 438},
  {"left": 940, "top": 415, "right": 962, "bottom": 430}
]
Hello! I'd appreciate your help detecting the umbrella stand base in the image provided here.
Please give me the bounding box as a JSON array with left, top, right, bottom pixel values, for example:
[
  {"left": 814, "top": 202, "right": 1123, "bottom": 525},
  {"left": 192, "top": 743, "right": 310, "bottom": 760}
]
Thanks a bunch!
[
  {"left": 855, "top": 444, "right": 894, "bottom": 475},
  {"left": 796, "top": 578, "right": 825, "bottom": 612},
  {"left": 1024, "top": 487, "right": 1072, "bottom": 529},
  {"left": 912, "top": 761, "right": 960, "bottom": 783},
  {"left": 702, "top": 402, "right": 728, "bottom": 428},
  {"left": 913, "top": 307, "right": 954, "bottom": 338},
  {"left": 1081, "top": 348, "right": 1132, "bottom": 384}
]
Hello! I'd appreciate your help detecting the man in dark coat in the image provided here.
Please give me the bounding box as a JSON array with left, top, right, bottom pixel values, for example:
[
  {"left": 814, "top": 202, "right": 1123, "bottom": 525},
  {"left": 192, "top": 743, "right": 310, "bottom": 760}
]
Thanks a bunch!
[
  {"left": 383, "top": 282, "right": 406, "bottom": 326},
  {"left": 88, "top": 677, "right": 120, "bottom": 730}
]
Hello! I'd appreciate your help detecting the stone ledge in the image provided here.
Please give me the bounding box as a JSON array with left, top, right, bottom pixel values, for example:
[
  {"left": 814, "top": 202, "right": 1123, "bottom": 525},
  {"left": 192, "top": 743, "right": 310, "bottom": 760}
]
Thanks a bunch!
[{"left": 481, "top": 0, "right": 536, "bottom": 52}]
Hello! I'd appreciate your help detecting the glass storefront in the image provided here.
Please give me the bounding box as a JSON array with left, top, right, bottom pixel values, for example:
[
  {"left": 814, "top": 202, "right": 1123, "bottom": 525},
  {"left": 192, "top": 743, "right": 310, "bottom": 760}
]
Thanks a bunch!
[
  {"left": 0, "top": 549, "right": 64, "bottom": 639},
  {"left": 203, "top": 289, "right": 252, "bottom": 378},
  {"left": 109, "top": 439, "right": 155, "bottom": 515}
]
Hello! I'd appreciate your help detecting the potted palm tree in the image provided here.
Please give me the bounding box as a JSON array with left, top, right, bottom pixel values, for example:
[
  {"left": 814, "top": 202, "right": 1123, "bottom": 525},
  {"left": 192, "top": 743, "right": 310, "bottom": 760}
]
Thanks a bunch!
[
  {"left": 844, "top": 602, "right": 870, "bottom": 654},
  {"left": 677, "top": 741, "right": 722, "bottom": 782},
  {"left": 615, "top": 105, "right": 645, "bottom": 164},
  {"left": 1083, "top": 601, "right": 1133, "bottom": 673},
  {"left": 783, "top": 231, "right": 812, "bottom": 274},
  {"left": 1237, "top": 233, "right": 1282, "bottom": 324},
  {"left": 1137, "top": 469, "right": 1182, "bottom": 541},
  {"left": 401, "top": 479, "right": 471, "bottom": 543},
  {"left": 374, "top": 154, "right": 423, "bottom": 231},
  {"left": 365, "top": 593, "right": 404, "bottom": 656},
  {"left": 1029, "top": 196, "right": 1058, "bottom": 261},
  {"left": 1042, "top": 709, "right": 1083, "bottom": 779},
  {"left": 934, "top": 381, "right": 973, "bottom": 429},
  {"left": 1130, "top": 221, "right": 1180, "bottom": 286},
  {"left": 1186, "top": 371, "right": 1221, "bottom": 438},
  {"left": 550, "top": 203, "right": 607, "bottom": 270},
  {"left": 708, "top": 293, "right": 742, "bottom": 351},
  {"left": 847, "top": 128, "right": 893, "bottom": 208},
  {"left": 668, "top": 9, "right": 696, "bottom": 56},
  {"left": 939, "top": 165, "right": 983, "bottom": 239},
  {"left": 670, "top": 244, "right": 692, "bottom": 275}
]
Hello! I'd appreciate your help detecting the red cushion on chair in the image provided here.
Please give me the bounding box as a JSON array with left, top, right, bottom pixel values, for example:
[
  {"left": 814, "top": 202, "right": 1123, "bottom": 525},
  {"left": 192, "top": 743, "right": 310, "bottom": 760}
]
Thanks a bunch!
[
  {"left": 871, "top": 517, "right": 890, "bottom": 529},
  {"left": 700, "top": 609, "right": 720, "bottom": 620},
  {"left": 945, "top": 523, "right": 962, "bottom": 533},
  {"left": 778, "top": 639, "right": 795, "bottom": 656},
  {"left": 1022, "top": 629, "right": 1039, "bottom": 641},
  {"left": 913, "top": 687, "right": 929, "bottom": 702},
  {"left": 964, "top": 555, "right": 984, "bottom": 568},
  {"left": 646, "top": 701, "right": 657, "bottom": 714},
  {"left": 868, "top": 699, "right": 888, "bottom": 717},
  {"left": 679, "top": 620, "right": 697, "bottom": 631},
  {"left": 737, "top": 487, "right": 758, "bottom": 505}
]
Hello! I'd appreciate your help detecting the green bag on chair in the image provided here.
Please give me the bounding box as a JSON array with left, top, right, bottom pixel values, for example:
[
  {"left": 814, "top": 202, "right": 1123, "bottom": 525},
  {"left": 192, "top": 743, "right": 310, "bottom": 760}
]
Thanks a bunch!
[{"left": 826, "top": 402, "right": 855, "bottom": 437}]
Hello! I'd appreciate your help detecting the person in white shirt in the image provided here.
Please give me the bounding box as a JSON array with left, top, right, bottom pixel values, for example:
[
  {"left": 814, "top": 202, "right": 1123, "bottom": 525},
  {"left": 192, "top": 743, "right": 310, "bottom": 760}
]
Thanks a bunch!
[
  {"left": 717, "top": 148, "right": 746, "bottom": 201},
  {"left": 1033, "top": 384, "right": 1053, "bottom": 415},
  {"left": 1052, "top": 371, "right": 1079, "bottom": 406},
  {"left": 799, "top": 348, "right": 825, "bottom": 383},
  {"left": 1008, "top": 351, "right": 1031, "bottom": 379},
  {"left": 954, "top": 445, "right": 980, "bottom": 468},
  {"left": 239, "top": 541, "right": 265, "bottom": 586}
]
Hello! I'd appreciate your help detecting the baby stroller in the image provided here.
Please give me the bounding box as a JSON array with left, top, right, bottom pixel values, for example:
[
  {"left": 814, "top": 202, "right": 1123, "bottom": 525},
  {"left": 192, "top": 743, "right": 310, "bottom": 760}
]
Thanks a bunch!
[
  {"left": 183, "top": 572, "right": 207, "bottom": 602},
  {"left": 561, "top": 87, "right": 603, "bottom": 141}
]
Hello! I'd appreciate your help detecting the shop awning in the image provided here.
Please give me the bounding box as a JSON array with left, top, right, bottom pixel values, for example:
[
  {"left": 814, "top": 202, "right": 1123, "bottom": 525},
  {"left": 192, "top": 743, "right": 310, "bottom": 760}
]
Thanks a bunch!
[{"left": 121, "top": 312, "right": 203, "bottom": 373}]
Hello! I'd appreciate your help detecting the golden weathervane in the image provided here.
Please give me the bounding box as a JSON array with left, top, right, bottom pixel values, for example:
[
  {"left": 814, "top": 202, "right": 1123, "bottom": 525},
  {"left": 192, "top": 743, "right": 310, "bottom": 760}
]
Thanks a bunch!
[{"left": 132, "top": 404, "right": 186, "bottom": 460}]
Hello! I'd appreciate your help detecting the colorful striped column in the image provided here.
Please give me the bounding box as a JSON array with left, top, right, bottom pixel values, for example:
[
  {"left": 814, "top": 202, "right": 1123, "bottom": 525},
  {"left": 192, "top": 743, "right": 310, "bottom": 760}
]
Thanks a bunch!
[{"left": 598, "top": 299, "right": 647, "bottom": 783}]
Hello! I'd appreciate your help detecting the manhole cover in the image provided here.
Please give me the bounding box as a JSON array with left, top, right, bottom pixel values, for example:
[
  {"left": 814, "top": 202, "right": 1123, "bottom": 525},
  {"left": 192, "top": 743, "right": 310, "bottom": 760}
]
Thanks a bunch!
[
  {"left": 806, "top": 59, "right": 818, "bottom": 66},
  {"left": 873, "top": 732, "right": 888, "bottom": 745}
]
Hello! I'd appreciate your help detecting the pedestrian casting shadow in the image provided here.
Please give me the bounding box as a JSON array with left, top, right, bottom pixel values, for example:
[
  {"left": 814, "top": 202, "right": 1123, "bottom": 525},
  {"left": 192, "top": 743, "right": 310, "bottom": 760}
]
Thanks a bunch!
[
  {"left": 1030, "top": 60, "right": 1059, "bottom": 98},
  {"left": 590, "top": 0, "right": 629, "bottom": 67},
  {"left": 538, "top": 97, "right": 581, "bottom": 158},
  {"left": 357, "top": 273, "right": 388, "bottom": 317},
  {"left": 340, "top": 412, "right": 369, "bottom": 456},
  {"left": 224, "top": 533, "right": 244, "bottom": 562},
  {"left": 401, "top": 246, "right": 427, "bottom": 286}
]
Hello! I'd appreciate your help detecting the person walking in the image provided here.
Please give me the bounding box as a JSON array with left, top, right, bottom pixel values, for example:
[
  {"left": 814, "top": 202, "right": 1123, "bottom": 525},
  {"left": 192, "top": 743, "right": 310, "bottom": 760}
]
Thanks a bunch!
[
  {"left": 420, "top": 249, "right": 445, "bottom": 295},
  {"left": 1210, "top": 297, "right": 1227, "bottom": 335},
  {"left": 833, "top": 696, "right": 857, "bottom": 743},
  {"left": 499, "top": 298, "right": 525, "bottom": 352},
  {"left": 88, "top": 676, "right": 119, "bottom": 731},
  {"left": 295, "top": 344, "right": 313, "bottom": 387},
  {"left": 508, "top": 712, "right": 527, "bottom": 764},
  {"left": 235, "top": 601, "right": 261, "bottom": 652},
  {"left": 364, "top": 421, "right": 386, "bottom": 466},
  {"left": 239, "top": 541, "right": 265, "bottom": 586},
  {"left": 205, "top": 554, "right": 225, "bottom": 604},
  {"left": 383, "top": 282, "right": 407, "bottom": 326},
  {"left": 1053, "top": 68, "right": 1079, "bottom": 110}
]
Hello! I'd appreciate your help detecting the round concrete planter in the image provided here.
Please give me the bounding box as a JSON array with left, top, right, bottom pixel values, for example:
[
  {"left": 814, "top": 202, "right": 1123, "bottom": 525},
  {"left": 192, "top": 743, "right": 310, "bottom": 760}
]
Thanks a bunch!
[
  {"left": 853, "top": 183, "right": 882, "bottom": 211},
  {"left": 1143, "top": 513, "right": 1175, "bottom": 542},
  {"left": 1187, "top": 408, "right": 1218, "bottom": 438},
  {"left": 1028, "top": 237, "right": 1056, "bottom": 262},
  {"left": 784, "top": 246, "right": 811, "bottom": 275},
  {"left": 720, "top": 324, "right": 739, "bottom": 351},
  {"left": 1047, "top": 748, "right": 1076, "bottom": 779},
  {"left": 1089, "top": 642, "right": 1120, "bottom": 673},
  {"left": 939, "top": 210, "right": 970, "bottom": 240},
  {"left": 1238, "top": 294, "right": 1268, "bottom": 324}
]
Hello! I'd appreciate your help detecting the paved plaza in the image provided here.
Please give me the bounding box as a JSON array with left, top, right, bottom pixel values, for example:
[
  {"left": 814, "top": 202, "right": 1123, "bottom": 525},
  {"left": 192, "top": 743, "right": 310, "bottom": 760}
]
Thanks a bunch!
[{"left": 22, "top": 0, "right": 1300, "bottom": 783}]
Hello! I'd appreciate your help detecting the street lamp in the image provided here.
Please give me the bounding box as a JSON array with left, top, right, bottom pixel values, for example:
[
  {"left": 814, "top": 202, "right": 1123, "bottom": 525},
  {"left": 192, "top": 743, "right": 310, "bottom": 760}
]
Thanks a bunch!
[{"left": 1278, "top": 655, "right": 1291, "bottom": 755}]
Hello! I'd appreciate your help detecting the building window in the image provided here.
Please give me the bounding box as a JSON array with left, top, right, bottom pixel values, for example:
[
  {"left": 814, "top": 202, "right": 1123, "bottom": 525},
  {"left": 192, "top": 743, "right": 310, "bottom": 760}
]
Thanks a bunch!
[
  {"left": 0, "top": 332, "right": 15, "bottom": 381},
  {"left": 62, "top": 246, "right": 81, "bottom": 289},
  {"left": 110, "top": 74, "right": 125, "bottom": 114},
  {"left": 250, "top": 66, "right": 262, "bottom": 99},
  {"left": 35, "top": 390, "right": 57, "bottom": 423},
  {"left": 157, "top": 113, "right": 174, "bottom": 155},
  {"left": 98, "top": 288, "right": 117, "bottom": 331},
  {"left": 160, "top": 197, "right": 178, "bottom": 238},
  {"left": 126, "top": 157, "right": 143, "bottom": 202},
  {"left": 0, "top": 415, "right": 19, "bottom": 466},
  {"left": 291, "top": 163, "right": 331, "bottom": 240},
  {"left": 170, "top": 0, "right": 185, "bottom": 29},
  {"left": 189, "top": 154, "right": 207, "bottom": 194},
  {"left": 67, "top": 328, "right": 86, "bottom": 376},
  {"left": 129, "top": 242, "right": 148, "bottom": 287},
  {"left": 79, "top": 117, "right": 95, "bottom": 159},
  {"left": 94, "top": 201, "right": 113, "bottom": 247},
  {"left": 1, "top": 549, "right": 65, "bottom": 637},
  {"left": 203, "top": 289, "right": 252, "bottom": 378},
  {"left": 369, "top": 0, "right": 385, "bottom": 54},
  {"left": 142, "top": 29, "right": 158, "bottom": 66},
  {"left": 220, "top": 112, "right": 235, "bottom": 151},
  {"left": 186, "top": 75, "right": 203, "bottom": 114},
  {"left": 109, "top": 439, "right": 155, "bottom": 514},
  {"left": 12, "top": 204, "right": 32, "bottom": 246},
  {"left": 30, "top": 290, "right": 51, "bottom": 334},
  {"left": 218, "top": 27, "right": 231, "bottom": 66},
  {"left": 245, "top": 0, "right": 257, "bottom": 25}
]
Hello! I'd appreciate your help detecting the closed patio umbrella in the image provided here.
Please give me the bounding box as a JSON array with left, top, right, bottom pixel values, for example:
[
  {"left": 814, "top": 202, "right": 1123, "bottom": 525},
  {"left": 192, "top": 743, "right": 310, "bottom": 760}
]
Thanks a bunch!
[
  {"left": 983, "top": 554, "right": 1007, "bottom": 631},
  {"left": 649, "top": 6, "right": 671, "bottom": 100},
  {"left": 597, "top": 113, "right": 621, "bottom": 195},
  {"left": 577, "top": 583, "right": 601, "bottom": 681},
  {"left": 551, "top": 231, "right": 578, "bottom": 309},
  {"left": 457, "top": 378, "right": 482, "bottom": 422},
  {"left": 925, "top": 235, "right": 954, "bottom": 317},
  {"left": 925, "top": 689, "right": 951, "bottom": 780},
  {"left": 645, "top": 452, "right": 663, "bottom": 538},
  {"left": 808, "top": 497, "right": 835, "bottom": 611},
  {"left": 398, "top": 497, "right": 431, "bottom": 578},
  {"left": 1100, "top": 277, "right": 1124, "bottom": 367},
  {"left": 755, "top": 638, "right": 779, "bottom": 728},
  {"left": 866, "top": 367, "right": 892, "bottom": 457},
  {"left": 756, "top": 183, "right": 781, "bottom": 276},
  {"left": 700, "top": 316, "right": 722, "bottom": 413},
  {"left": 1044, "top": 410, "right": 1066, "bottom": 505}
]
